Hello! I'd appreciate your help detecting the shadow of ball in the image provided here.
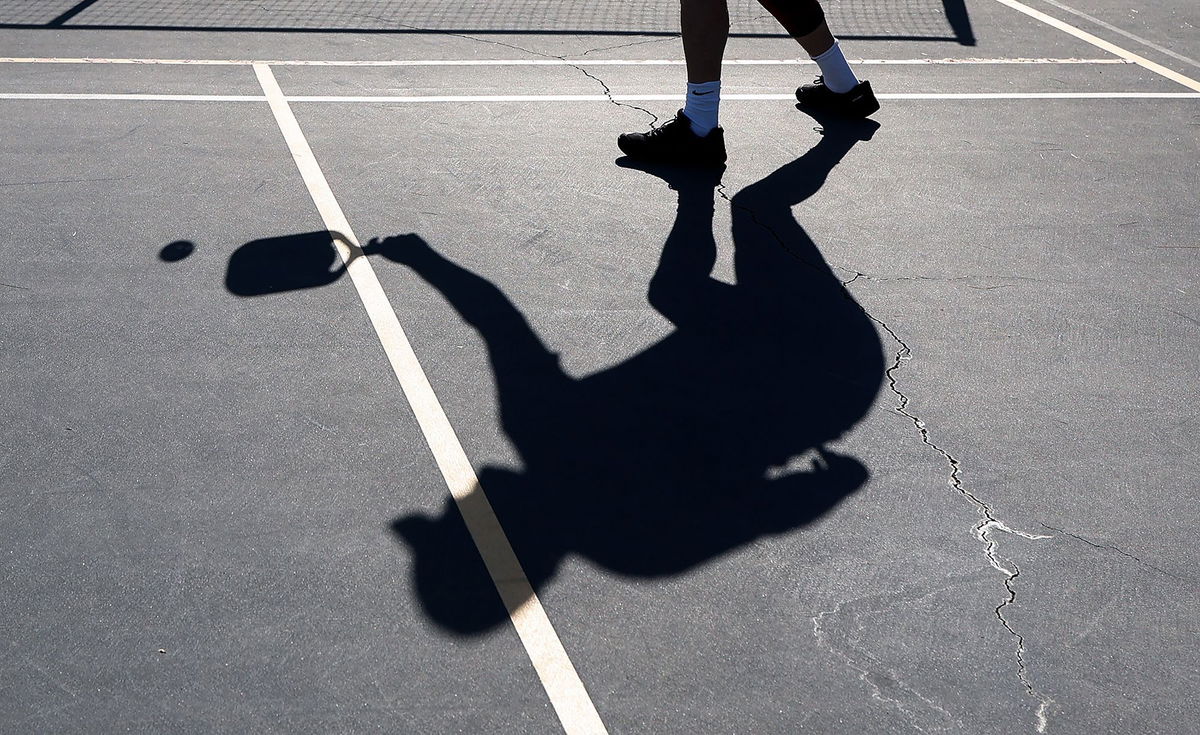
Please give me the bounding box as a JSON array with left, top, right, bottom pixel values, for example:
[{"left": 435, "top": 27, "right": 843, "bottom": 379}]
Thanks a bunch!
[{"left": 159, "top": 240, "right": 195, "bottom": 262}]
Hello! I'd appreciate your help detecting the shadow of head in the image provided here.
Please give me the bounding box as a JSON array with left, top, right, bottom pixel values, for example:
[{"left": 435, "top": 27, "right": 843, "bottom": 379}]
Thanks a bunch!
[
  {"left": 390, "top": 511, "right": 517, "bottom": 635},
  {"left": 391, "top": 447, "right": 870, "bottom": 634}
]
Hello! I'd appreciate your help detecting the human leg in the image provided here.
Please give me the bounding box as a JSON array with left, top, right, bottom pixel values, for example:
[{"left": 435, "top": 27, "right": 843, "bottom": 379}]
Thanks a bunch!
[
  {"left": 757, "top": 0, "right": 879, "bottom": 115},
  {"left": 680, "top": 0, "right": 730, "bottom": 84},
  {"left": 680, "top": 0, "right": 730, "bottom": 136},
  {"left": 616, "top": 0, "right": 730, "bottom": 163},
  {"left": 754, "top": 0, "right": 832, "bottom": 54}
]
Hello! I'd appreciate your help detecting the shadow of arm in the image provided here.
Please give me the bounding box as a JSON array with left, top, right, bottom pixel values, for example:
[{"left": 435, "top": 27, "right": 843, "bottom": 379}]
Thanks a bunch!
[{"left": 367, "top": 233, "right": 566, "bottom": 387}]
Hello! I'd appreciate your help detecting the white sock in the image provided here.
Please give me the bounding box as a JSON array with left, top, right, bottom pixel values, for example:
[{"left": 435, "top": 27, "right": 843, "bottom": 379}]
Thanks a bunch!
[
  {"left": 683, "top": 80, "right": 721, "bottom": 137},
  {"left": 811, "top": 41, "right": 859, "bottom": 94}
]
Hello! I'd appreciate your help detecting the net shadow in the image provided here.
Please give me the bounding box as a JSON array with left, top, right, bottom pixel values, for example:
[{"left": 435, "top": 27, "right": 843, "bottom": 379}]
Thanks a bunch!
[{"left": 4, "top": 0, "right": 975, "bottom": 44}]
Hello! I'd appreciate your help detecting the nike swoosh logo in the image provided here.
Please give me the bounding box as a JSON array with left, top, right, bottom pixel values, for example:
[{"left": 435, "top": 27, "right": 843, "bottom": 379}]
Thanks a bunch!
[{"left": 692, "top": 90, "right": 714, "bottom": 96}]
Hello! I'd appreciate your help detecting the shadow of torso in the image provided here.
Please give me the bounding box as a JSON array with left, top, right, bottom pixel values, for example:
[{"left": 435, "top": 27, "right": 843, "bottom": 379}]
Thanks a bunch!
[{"left": 386, "top": 126, "right": 886, "bottom": 632}]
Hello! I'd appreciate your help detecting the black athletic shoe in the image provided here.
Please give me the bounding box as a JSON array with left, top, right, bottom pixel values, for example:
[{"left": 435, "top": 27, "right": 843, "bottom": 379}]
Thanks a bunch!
[
  {"left": 617, "top": 109, "right": 727, "bottom": 166},
  {"left": 795, "top": 77, "right": 880, "bottom": 118}
]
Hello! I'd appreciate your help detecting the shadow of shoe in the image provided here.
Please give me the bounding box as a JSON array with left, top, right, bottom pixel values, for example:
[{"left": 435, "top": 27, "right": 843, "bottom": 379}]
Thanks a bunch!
[
  {"left": 796, "top": 105, "right": 882, "bottom": 142},
  {"left": 615, "top": 156, "right": 726, "bottom": 191}
]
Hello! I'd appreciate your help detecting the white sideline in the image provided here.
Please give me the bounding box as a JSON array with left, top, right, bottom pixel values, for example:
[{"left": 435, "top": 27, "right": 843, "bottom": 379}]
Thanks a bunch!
[
  {"left": 0, "top": 93, "right": 264, "bottom": 101},
  {"left": 287, "top": 92, "right": 1200, "bottom": 102},
  {"left": 0, "top": 56, "right": 1131, "bottom": 66},
  {"left": 1, "top": 91, "right": 1196, "bottom": 102},
  {"left": 987, "top": 0, "right": 1200, "bottom": 92},
  {"left": 1030, "top": 0, "right": 1200, "bottom": 69},
  {"left": 252, "top": 62, "right": 608, "bottom": 735}
]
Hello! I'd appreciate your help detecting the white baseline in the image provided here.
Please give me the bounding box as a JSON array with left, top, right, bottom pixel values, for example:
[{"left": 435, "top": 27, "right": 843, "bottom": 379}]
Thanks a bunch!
[
  {"left": 0, "top": 56, "right": 1130, "bottom": 66},
  {"left": 0, "top": 92, "right": 1196, "bottom": 102}
]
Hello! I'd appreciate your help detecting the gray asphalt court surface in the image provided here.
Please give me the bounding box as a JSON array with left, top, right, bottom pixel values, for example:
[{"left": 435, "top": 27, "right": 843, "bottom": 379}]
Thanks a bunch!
[{"left": 1, "top": 0, "right": 1198, "bottom": 733}]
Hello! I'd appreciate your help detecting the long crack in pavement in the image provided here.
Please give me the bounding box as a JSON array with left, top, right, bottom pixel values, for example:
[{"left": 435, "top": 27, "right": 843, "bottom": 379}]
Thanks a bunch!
[
  {"left": 360, "top": 15, "right": 665, "bottom": 126},
  {"left": 718, "top": 179, "right": 1057, "bottom": 733}
]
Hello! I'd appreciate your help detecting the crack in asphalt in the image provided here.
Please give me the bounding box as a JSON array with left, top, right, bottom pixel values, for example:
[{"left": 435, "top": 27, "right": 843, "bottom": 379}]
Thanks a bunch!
[
  {"left": 1041, "top": 523, "right": 1196, "bottom": 585},
  {"left": 580, "top": 35, "right": 679, "bottom": 56},
  {"left": 831, "top": 269, "right": 1076, "bottom": 289},
  {"left": 863, "top": 299, "right": 1057, "bottom": 734},
  {"left": 812, "top": 582, "right": 971, "bottom": 733},
  {"left": 857, "top": 297, "right": 1057, "bottom": 732},
  {"left": 978, "top": 520, "right": 1054, "bottom": 732},
  {"left": 720, "top": 180, "right": 1057, "bottom": 732},
  {"left": 0, "top": 175, "right": 132, "bottom": 188},
  {"left": 357, "top": 14, "right": 662, "bottom": 126},
  {"left": 570, "top": 62, "right": 661, "bottom": 125}
]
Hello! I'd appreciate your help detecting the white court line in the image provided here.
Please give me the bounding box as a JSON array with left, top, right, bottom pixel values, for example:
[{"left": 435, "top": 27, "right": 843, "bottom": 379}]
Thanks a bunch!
[
  {"left": 1030, "top": 0, "right": 1200, "bottom": 69},
  {"left": 2, "top": 92, "right": 1196, "bottom": 102},
  {"left": 0, "top": 56, "right": 1131, "bottom": 66},
  {"left": 988, "top": 0, "right": 1200, "bottom": 92},
  {"left": 874, "top": 91, "right": 1200, "bottom": 99},
  {"left": 252, "top": 62, "right": 608, "bottom": 735},
  {"left": 288, "top": 92, "right": 1200, "bottom": 102},
  {"left": 0, "top": 93, "right": 263, "bottom": 101}
]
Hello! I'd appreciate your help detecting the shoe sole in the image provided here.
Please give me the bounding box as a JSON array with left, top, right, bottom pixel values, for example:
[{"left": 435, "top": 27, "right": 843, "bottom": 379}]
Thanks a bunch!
[
  {"left": 615, "top": 136, "right": 726, "bottom": 166},
  {"left": 796, "top": 82, "right": 880, "bottom": 119},
  {"left": 795, "top": 95, "right": 880, "bottom": 119}
]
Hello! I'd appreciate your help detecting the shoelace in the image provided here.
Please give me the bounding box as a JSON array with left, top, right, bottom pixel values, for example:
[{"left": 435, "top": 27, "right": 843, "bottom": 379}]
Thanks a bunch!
[{"left": 646, "top": 116, "right": 683, "bottom": 138}]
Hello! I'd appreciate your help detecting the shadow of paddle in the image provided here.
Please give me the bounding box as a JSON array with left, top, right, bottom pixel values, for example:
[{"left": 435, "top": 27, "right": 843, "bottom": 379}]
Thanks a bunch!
[{"left": 225, "top": 230, "right": 357, "bottom": 296}]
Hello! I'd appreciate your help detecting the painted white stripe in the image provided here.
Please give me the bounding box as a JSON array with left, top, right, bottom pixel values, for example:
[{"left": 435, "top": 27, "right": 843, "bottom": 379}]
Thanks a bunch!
[
  {"left": 0, "top": 55, "right": 1131, "bottom": 67},
  {"left": 879, "top": 92, "right": 1200, "bottom": 99},
  {"left": 0, "top": 93, "right": 263, "bottom": 101},
  {"left": 1, "top": 91, "right": 1196, "bottom": 103},
  {"left": 988, "top": 0, "right": 1200, "bottom": 92},
  {"left": 1030, "top": 0, "right": 1200, "bottom": 69},
  {"left": 251, "top": 63, "right": 608, "bottom": 735},
  {"left": 289, "top": 92, "right": 1200, "bottom": 102},
  {"left": 290, "top": 94, "right": 619, "bottom": 102}
]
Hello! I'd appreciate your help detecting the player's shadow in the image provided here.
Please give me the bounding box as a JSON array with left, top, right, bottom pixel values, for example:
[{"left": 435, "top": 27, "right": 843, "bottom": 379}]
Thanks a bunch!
[
  {"left": 379, "top": 116, "right": 886, "bottom": 633},
  {"left": 220, "top": 115, "right": 886, "bottom": 634}
]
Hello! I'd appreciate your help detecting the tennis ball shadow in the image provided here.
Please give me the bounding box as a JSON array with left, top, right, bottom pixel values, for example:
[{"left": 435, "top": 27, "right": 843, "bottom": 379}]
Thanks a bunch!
[{"left": 159, "top": 240, "right": 195, "bottom": 262}]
